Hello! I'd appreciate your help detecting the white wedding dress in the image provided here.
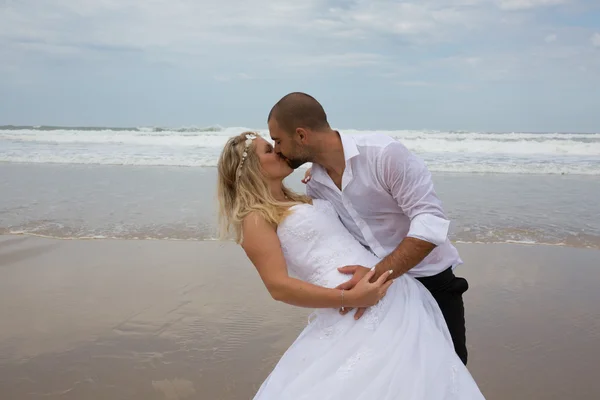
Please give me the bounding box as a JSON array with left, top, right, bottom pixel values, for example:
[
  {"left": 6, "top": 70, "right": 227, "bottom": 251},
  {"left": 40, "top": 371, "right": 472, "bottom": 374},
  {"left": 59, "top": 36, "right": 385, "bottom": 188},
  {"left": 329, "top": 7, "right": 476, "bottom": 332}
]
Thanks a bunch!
[{"left": 252, "top": 199, "right": 485, "bottom": 399}]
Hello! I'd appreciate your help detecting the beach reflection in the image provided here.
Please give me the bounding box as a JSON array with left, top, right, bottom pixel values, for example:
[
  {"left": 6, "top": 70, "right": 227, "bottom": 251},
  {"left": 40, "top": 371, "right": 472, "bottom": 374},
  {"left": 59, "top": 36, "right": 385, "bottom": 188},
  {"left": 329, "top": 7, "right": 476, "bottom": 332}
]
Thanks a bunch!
[{"left": 1, "top": 237, "right": 599, "bottom": 399}]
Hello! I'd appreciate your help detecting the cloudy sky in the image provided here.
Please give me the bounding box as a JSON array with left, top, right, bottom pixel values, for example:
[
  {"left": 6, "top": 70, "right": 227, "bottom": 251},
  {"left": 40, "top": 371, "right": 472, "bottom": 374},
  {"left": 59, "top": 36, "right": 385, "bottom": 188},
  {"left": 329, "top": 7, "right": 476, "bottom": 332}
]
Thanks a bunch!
[{"left": 1, "top": 0, "right": 599, "bottom": 132}]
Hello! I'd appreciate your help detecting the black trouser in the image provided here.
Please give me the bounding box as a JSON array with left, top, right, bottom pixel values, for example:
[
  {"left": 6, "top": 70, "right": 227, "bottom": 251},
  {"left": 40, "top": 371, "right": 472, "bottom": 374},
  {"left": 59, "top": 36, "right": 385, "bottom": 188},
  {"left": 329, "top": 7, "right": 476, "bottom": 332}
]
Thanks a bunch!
[{"left": 416, "top": 267, "right": 469, "bottom": 365}]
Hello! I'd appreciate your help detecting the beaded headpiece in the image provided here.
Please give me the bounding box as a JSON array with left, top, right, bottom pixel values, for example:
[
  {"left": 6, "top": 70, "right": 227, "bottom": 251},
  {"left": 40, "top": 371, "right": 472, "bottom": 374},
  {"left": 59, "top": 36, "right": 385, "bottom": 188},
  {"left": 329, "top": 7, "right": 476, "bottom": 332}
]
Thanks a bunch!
[{"left": 237, "top": 133, "right": 257, "bottom": 178}]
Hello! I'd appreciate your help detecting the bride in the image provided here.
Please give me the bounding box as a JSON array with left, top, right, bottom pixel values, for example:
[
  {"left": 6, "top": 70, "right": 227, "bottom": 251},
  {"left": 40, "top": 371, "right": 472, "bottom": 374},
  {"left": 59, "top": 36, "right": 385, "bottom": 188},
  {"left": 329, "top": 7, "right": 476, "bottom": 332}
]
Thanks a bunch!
[{"left": 217, "top": 131, "right": 485, "bottom": 399}]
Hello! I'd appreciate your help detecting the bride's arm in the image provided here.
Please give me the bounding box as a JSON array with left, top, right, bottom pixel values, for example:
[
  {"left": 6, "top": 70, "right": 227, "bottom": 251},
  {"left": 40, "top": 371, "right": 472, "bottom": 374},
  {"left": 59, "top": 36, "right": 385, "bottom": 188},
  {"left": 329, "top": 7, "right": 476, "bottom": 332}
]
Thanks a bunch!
[{"left": 241, "top": 212, "right": 390, "bottom": 309}]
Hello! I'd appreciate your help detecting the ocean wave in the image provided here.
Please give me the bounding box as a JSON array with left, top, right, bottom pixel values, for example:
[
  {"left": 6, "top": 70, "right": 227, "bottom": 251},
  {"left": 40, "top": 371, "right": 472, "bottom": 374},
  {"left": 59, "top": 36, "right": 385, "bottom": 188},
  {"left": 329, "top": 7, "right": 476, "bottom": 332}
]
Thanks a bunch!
[
  {"left": 1, "top": 127, "right": 599, "bottom": 174},
  {"left": 0, "top": 125, "right": 226, "bottom": 133},
  {"left": 2, "top": 128, "right": 599, "bottom": 153},
  {"left": 2, "top": 125, "right": 597, "bottom": 136}
]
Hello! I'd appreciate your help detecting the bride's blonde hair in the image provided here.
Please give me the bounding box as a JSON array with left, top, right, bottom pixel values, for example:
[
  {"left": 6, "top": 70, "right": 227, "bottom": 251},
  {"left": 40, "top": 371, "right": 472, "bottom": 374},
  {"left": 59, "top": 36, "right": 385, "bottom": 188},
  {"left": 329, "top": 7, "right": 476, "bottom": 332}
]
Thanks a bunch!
[{"left": 217, "top": 131, "right": 310, "bottom": 243}]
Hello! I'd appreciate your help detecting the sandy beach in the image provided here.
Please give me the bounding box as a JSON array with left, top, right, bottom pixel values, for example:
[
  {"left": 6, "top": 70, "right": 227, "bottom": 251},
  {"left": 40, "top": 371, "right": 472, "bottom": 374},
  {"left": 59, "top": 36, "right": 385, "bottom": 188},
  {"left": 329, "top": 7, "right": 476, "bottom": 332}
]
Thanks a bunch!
[
  {"left": 1, "top": 235, "right": 599, "bottom": 399},
  {"left": 2, "top": 1, "right": 599, "bottom": 398}
]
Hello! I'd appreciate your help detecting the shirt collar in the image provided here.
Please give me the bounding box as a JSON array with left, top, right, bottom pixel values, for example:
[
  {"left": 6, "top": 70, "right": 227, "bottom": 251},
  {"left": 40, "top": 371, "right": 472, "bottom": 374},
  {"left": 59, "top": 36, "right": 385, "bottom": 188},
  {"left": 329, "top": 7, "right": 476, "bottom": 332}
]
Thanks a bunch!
[
  {"left": 310, "top": 132, "right": 359, "bottom": 186},
  {"left": 339, "top": 132, "right": 359, "bottom": 162}
]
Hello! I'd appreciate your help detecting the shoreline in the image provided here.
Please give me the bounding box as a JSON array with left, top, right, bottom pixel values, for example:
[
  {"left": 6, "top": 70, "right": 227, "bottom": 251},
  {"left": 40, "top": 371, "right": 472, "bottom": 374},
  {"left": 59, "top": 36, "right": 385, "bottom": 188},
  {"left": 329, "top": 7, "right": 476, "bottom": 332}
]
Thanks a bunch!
[
  {"left": 2, "top": 232, "right": 599, "bottom": 251},
  {"left": 3, "top": 165, "right": 599, "bottom": 249}
]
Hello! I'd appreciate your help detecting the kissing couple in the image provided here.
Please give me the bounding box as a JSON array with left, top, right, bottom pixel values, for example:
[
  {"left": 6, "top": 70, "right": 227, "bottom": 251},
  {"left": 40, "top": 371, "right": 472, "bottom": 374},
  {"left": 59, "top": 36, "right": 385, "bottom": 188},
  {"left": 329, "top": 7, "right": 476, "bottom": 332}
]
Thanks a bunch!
[{"left": 217, "top": 92, "right": 485, "bottom": 399}]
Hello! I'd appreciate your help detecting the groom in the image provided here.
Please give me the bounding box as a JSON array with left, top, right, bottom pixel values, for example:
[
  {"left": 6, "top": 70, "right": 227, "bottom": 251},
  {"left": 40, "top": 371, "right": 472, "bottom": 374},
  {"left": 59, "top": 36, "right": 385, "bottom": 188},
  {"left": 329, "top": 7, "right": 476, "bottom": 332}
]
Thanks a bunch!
[{"left": 268, "top": 92, "right": 470, "bottom": 365}]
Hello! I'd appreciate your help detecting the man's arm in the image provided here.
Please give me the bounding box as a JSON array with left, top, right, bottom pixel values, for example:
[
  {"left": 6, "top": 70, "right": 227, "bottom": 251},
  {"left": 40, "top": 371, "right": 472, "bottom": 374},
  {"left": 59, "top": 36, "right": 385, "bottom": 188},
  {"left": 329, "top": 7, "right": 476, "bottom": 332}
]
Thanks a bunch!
[{"left": 372, "top": 141, "right": 450, "bottom": 281}]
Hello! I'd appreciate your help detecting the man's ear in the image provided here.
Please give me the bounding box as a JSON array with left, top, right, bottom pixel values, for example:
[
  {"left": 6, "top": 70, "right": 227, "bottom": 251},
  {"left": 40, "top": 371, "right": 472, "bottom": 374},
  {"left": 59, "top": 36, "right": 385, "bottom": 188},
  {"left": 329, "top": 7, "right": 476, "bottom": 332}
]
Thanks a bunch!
[{"left": 296, "top": 127, "right": 308, "bottom": 143}]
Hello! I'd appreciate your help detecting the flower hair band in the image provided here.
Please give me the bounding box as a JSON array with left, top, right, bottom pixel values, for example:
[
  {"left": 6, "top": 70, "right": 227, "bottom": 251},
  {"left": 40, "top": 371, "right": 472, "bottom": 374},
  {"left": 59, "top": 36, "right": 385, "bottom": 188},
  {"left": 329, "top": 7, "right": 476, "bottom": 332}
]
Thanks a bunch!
[{"left": 237, "top": 133, "right": 257, "bottom": 178}]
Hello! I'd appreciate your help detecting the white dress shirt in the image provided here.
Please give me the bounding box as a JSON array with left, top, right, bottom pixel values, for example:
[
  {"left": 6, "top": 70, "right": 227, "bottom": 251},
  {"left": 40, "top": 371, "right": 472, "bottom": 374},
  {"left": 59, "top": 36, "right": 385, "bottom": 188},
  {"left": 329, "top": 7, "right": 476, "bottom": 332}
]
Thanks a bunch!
[{"left": 306, "top": 132, "right": 463, "bottom": 278}]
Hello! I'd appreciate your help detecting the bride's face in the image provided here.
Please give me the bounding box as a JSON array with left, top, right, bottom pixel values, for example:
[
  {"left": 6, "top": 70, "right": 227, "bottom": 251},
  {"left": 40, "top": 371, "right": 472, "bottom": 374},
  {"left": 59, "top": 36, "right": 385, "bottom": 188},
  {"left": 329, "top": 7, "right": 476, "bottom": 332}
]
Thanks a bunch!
[{"left": 254, "top": 136, "right": 293, "bottom": 180}]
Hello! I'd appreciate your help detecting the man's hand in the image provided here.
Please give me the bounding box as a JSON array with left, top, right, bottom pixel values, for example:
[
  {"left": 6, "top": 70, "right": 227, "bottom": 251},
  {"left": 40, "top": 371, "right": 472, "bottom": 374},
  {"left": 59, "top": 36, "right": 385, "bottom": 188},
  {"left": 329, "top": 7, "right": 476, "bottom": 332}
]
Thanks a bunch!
[{"left": 335, "top": 265, "right": 371, "bottom": 320}]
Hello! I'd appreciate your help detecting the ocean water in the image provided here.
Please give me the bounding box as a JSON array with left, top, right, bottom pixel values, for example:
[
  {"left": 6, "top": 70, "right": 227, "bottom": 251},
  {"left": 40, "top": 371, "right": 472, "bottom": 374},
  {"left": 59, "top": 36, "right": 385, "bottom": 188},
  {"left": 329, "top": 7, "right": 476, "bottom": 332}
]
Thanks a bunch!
[
  {"left": 1, "top": 125, "right": 599, "bottom": 175},
  {"left": 1, "top": 126, "right": 599, "bottom": 248}
]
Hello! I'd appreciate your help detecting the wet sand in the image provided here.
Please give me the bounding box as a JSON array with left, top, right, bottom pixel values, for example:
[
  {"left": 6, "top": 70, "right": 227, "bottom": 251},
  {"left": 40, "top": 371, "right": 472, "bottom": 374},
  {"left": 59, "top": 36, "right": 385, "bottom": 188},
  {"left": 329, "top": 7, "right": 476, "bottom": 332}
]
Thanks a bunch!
[
  {"left": 0, "top": 236, "right": 599, "bottom": 399},
  {"left": 3, "top": 164, "right": 600, "bottom": 248}
]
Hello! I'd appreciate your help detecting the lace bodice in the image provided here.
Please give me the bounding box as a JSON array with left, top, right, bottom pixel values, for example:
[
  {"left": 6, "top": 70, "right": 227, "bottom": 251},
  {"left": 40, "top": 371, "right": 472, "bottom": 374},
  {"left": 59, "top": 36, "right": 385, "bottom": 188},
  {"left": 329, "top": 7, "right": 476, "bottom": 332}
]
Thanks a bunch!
[{"left": 277, "top": 199, "right": 380, "bottom": 288}]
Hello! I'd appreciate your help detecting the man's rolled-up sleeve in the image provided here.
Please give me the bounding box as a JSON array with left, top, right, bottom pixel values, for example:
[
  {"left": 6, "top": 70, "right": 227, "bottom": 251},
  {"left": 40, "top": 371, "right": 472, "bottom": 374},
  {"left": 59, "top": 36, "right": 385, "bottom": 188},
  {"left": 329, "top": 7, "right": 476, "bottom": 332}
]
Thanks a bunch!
[{"left": 377, "top": 141, "right": 450, "bottom": 246}]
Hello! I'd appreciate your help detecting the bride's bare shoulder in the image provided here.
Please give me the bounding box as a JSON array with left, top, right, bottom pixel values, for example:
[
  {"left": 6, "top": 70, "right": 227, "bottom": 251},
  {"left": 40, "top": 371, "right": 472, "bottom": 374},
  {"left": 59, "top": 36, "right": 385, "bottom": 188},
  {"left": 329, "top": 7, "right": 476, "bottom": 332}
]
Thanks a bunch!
[
  {"left": 242, "top": 211, "right": 273, "bottom": 230},
  {"left": 240, "top": 212, "right": 283, "bottom": 258}
]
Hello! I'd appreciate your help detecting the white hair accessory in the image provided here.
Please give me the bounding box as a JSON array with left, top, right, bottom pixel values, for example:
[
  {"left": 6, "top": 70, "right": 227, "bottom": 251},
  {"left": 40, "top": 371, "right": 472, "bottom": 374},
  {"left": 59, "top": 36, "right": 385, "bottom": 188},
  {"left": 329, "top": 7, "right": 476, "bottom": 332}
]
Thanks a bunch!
[{"left": 237, "top": 133, "right": 257, "bottom": 178}]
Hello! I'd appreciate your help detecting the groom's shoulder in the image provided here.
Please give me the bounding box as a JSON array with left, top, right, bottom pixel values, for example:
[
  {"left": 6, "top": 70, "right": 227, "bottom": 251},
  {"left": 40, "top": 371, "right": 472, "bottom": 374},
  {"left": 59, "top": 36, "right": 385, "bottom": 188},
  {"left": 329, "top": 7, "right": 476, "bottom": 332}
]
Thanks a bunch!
[
  {"left": 351, "top": 132, "right": 395, "bottom": 147},
  {"left": 350, "top": 132, "right": 407, "bottom": 156}
]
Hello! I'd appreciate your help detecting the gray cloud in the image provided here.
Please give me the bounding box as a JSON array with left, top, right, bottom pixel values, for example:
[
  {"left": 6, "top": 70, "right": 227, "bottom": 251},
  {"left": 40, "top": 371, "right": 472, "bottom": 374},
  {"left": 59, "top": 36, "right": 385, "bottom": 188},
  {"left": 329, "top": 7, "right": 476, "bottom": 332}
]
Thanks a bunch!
[
  {"left": 496, "top": 0, "right": 569, "bottom": 11},
  {"left": 0, "top": 0, "right": 598, "bottom": 130}
]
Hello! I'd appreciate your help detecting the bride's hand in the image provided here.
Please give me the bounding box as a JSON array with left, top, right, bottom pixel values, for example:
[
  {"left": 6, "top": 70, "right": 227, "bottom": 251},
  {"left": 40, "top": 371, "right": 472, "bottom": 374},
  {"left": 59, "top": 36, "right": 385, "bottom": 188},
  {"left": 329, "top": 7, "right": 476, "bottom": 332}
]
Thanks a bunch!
[
  {"left": 345, "top": 268, "right": 394, "bottom": 309},
  {"left": 301, "top": 167, "right": 312, "bottom": 184}
]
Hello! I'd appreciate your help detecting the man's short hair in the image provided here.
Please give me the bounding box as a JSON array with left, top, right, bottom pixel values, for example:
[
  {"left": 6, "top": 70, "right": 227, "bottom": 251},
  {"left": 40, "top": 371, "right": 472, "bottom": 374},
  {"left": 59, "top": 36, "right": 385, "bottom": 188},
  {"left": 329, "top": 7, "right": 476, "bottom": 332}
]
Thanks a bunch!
[{"left": 268, "top": 92, "right": 330, "bottom": 134}]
